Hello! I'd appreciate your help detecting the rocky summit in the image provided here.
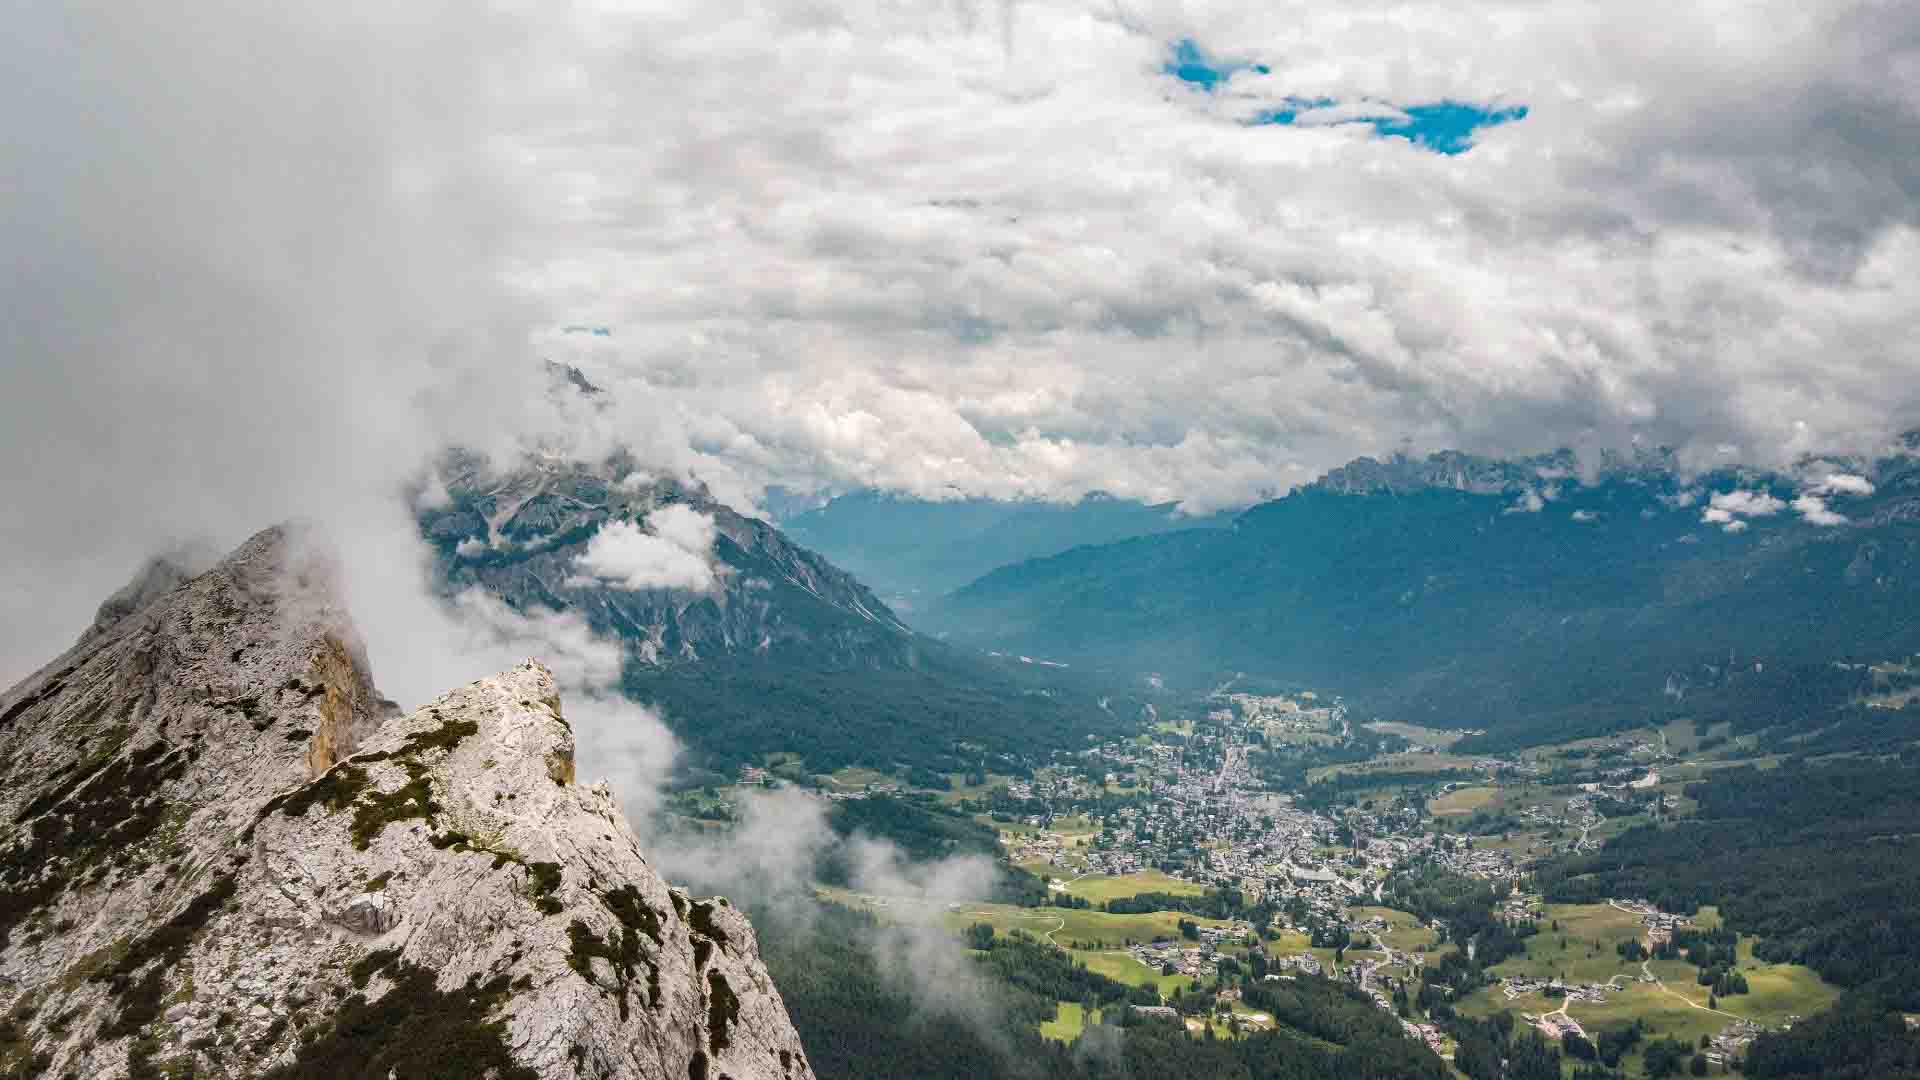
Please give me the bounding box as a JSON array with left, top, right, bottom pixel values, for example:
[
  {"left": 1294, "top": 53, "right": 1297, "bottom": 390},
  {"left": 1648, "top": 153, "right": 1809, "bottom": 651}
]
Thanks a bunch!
[{"left": 0, "top": 526, "right": 812, "bottom": 1080}]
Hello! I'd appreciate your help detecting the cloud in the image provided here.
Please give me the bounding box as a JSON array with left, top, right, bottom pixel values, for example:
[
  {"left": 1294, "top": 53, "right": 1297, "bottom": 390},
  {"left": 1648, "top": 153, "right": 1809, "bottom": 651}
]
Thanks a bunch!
[
  {"left": 619, "top": 774, "right": 1020, "bottom": 1047},
  {"left": 1571, "top": 509, "right": 1598, "bottom": 522},
  {"left": 1504, "top": 490, "right": 1546, "bottom": 514},
  {"left": 570, "top": 695, "right": 681, "bottom": 824},
  {"left": 7, "top": 0, "right": 1920, "bottom": 679},
  {"left": 442, "top": 589, "right": 626, "bottom": 691},
  {"left": 1701, "top": 488, "right": 1786, "bottom": 530},
  {"left": 1792, "top": 494, "right": 1849, "bottom": 526},
  {"left": 568, "top": 509, "right": 719, "bottom": 593},
  {"left": 644, "top": 504, "right": 719, "bottom": 557},
  {"left": 1805, "top": 473, "right": 1876, "bottom": 497}
]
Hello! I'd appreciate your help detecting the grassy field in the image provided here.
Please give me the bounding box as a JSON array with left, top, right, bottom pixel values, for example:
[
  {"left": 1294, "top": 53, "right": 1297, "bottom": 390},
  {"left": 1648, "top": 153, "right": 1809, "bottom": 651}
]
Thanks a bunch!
[
  {"left": 937, "top": 773, "right": 1009, "bottom": 804},
  {"left": 1642, "top": 938, "right": 1838, "bottom": 1026},
  {"left": 1039, "top": 1001, "right": 1101, "bottom": 1042},
  {"left": 1072, "top": 949, "right": 1194, "bottom": 998},
  {"left": 1474, "top": 830, "right": 1555, "bottom": 860},
  {"left": 820, "top": 766, "right": 897, "bottom": 790},
  {"left": 1051, "top": 815, "right": 1100, "bottom": 837},
  {"left": 1491, "top": 903, "right": 1651, "bottom": 984},
  {"left": 944, "top": 903, "right": 1235, "bottom": 947},
  {"left": 1467, "top": 902, "right": 1841, "bottom": 1075},
  {"left": 1062, "top": 870, "right": 1207, "bottom": 904},
  {"left": 1428, "top": 786, "right": 1502, "bottom": 817},
  {"left": 1460, "top": 982, "right": 1730, "bottom": 1075},
  {"left": 1364, "top": 721, "right": 1466, "bottom": 749}
]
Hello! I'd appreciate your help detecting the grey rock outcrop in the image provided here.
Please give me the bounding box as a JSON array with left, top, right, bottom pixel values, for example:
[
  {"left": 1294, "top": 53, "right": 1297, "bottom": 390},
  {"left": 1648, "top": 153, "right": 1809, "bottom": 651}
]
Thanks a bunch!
[{"left": 0, "top": 526, "right": 813, "bottom": 1079}]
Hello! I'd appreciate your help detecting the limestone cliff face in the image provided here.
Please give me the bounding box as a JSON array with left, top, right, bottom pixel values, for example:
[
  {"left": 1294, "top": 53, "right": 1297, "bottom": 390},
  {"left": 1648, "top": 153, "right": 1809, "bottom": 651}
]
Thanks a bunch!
[{"left": 0, "top": 527, "right": 813, "bottom": 1080}]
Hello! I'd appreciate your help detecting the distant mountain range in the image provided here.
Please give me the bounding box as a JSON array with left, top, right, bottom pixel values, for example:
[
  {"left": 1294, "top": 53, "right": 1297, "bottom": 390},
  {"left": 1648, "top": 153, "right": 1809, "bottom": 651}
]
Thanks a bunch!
[
  {"left": 778, "top": 490, "right": 1232, "bottom": 607},
  {"left": 922, "top": 435, "right": 1920, "bottom": 751}
]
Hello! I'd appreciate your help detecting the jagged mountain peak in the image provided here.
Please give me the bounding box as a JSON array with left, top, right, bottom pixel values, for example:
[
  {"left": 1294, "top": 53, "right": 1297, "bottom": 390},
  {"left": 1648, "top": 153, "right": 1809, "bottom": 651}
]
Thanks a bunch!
[
  {"left": 423, "top": 451, "right": 915, "bottom": 670},
  {"left": 0, "top": 526, "right": 812, "bottom": 1079},
  {"left": 1301, "top": 445, "right": 1694, "bottom": 497}
]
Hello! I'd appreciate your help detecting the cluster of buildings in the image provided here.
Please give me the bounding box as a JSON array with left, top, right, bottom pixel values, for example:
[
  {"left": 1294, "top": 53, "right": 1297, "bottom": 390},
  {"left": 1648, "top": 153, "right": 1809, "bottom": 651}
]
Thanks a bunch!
[
  {"left": 1216, "top": 692, "right": 1344, "bottom": 741},
  {"left": 1269, "top": 951, "right": 1323, "bottom": 976},
  {"left": 1499, "top": 891, "right": 1543, "bottom": 923},
  {"left": 1400, "top": 1019, "right": 1448, "bottom": 1055},
  {"left": 1004, "top": 773, "right": 1097, "bottom": 803},
  {"left": 1610, "top": 898, "right": 1694, "bottom": 944},
  {"left": 1705, "top": 1018, "right": 1765, "bottom": 1067},
  {"left": 1529, "top": 1012, "right": 1588, "bottom": 1040},
  {"left": 1061, "top": 728, "right": 1362, "bottom": 898},
  {"left": 1502, "top": 976, "right": 1613, "bottom": 1005},
  {"left": 1429, "top": 838, "right": 1523, "bottom": 881}
]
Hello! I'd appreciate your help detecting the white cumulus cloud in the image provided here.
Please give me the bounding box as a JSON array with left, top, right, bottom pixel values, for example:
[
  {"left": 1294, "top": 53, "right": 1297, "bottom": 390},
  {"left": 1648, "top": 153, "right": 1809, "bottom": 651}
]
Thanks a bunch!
[
  {"left": 1805, "top": 473, "right": 1876, "bottom": 497},
  {"left": 1792, "top": 494, "right": 1849, "bottom": 526},
  {"left": 1701, "top": 489, "right": 1788, "bottom": 531},
  {"left": 569, "top": 508, "right": 720, "bottom": 592}
]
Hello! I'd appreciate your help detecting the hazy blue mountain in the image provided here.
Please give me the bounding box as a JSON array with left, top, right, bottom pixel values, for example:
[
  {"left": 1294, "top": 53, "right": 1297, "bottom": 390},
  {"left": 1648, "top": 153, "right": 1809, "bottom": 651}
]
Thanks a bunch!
[
  {"left": 779, "top": 490, "right": 1232, "bottom": 609},
  {"left": 926, "top": 438, "right": 1920, "bottom": 750}
]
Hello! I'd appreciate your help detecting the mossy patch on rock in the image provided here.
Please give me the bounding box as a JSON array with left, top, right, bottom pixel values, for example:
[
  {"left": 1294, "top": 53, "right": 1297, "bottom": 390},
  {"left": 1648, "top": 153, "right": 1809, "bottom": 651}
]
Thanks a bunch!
[
  {"left": 565, "top": 885, "right": 667, "bottom": 1020},
  {"left": 348, "top": 764, "right": 439, "bottom": 850},
  {"left": 93, "top": 873, "right": 236, "bottom": 1040},
  {"left": 705, "top": 970, "right": 739, "bottom": 1056},
  {"left": 261, "top": 959, "right": 537, "bottom": 1080},
  {"left": 686, "top": 900, "right": 730, "bottom": 948},
  {"left": 0, "top": 740, "right": 189, "bottom": 945},
  {"left": 260, "top": 713, "right": 478, "bottom": 850},
  {"left": 526, "top": 862, "right": 563, "bottom": 916},
  {"left": 348, "top": 947, "right": 401, "bottom": 989}
]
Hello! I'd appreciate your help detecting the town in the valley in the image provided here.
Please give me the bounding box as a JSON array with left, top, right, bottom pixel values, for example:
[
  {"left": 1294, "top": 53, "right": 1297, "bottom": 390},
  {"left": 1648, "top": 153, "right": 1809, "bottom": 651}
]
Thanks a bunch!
[{"left": 810, "top": 684, "right": 1837, "bottom": 1073}]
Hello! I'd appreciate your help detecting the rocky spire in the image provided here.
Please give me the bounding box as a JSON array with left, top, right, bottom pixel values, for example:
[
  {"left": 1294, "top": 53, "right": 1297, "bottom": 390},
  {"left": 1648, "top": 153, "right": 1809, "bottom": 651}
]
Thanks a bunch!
[{"left": 0, "top": 526, "right": 812, "bottom": 1079}]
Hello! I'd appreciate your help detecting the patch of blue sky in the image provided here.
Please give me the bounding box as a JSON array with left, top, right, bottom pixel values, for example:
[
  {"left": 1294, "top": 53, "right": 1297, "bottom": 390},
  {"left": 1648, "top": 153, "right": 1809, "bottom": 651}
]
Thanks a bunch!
[
  {"left": 1165, "top": 39, "right": 1525, "bottom": 155},
  {"left": 1253, "top": 99, "right": 1527, "bottom": 154},
  {"left": 1163, "top": 39, "right": 1266, "bottom": 90}
]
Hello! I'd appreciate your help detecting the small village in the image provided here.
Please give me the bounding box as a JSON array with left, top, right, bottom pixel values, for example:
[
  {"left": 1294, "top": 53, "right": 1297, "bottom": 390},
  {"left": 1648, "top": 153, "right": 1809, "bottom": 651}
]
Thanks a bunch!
[{"left": 967, "top": 686, "right": 1822, "bottom": 1074}]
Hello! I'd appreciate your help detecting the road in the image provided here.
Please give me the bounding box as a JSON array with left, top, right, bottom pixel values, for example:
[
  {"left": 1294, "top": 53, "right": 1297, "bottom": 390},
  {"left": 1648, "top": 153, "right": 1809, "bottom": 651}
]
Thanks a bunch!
[{"left": 1641, "top": 959, "right": 1737, "bottom": 1016}]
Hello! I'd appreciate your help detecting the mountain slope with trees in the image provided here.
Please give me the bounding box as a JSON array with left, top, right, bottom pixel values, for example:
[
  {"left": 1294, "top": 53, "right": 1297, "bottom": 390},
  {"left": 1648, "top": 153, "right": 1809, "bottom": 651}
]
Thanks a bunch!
[
  {"left": 420, "top": 451, "right": 1132, "bottom": 777},
  {"left": 928, "top": 439, "right": 1920, "bottom": 750}
]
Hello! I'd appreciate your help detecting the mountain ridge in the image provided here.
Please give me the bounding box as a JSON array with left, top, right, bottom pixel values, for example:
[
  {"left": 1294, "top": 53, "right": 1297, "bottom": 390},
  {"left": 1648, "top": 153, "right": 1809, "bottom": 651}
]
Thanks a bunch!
[
  {"left": 926, "top": 438, "right": 1920, "bottom": 749},
  {"left": 418, "top": 451, "right": 1133, "bottom": 778},
  {"left": 0, "top": 526, "right": 811, "bottom": 1080}
]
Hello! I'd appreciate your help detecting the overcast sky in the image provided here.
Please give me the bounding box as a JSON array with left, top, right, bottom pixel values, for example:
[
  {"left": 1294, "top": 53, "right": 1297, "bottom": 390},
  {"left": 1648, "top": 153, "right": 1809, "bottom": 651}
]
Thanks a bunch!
[{"left": 4, "top": 0, "right": 1920, "bottom": 680}]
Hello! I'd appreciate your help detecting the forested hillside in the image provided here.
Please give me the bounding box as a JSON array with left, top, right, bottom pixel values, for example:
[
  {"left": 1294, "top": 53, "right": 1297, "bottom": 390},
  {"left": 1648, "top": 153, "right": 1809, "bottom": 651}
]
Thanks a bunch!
[
  {"left": 1538, "top": 758, "right": 1920, "bottom": 1078},
  {"left": 930, "top": 441, "right": 1920, "bottom": 750},
  {"left": 419, "top": 450, "right": 1132, "bottom": 776}
]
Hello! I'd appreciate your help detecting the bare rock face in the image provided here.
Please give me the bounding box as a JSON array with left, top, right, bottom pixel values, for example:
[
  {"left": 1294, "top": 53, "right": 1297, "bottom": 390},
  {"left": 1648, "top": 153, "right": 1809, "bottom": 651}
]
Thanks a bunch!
[{"left": 0, "top": 527, "right": 814, "bottom": 1080}]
